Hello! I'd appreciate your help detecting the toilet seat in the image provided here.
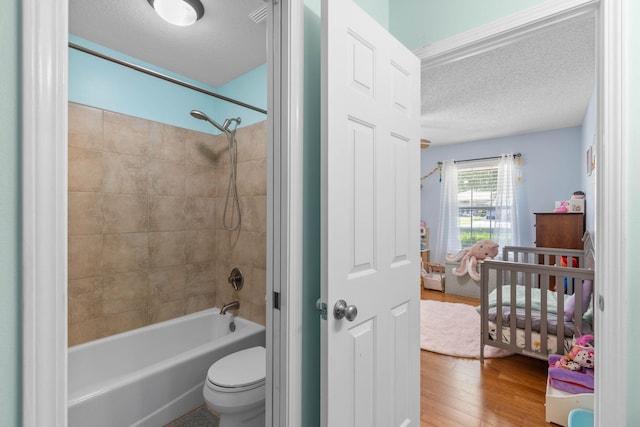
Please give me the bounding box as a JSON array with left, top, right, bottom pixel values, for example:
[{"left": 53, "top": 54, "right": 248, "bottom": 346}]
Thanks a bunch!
[{"left": 206, "top": 346, "right": 266, "bottom": 393}]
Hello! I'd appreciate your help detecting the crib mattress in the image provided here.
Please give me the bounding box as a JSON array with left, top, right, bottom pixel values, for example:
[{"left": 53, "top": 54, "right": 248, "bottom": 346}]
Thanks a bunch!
[
  {"left": 486, "top": 307, "right": 592, "bottom": 338},
  {"left": 487, "top": 322, "right": 573, "bottom": 355}
]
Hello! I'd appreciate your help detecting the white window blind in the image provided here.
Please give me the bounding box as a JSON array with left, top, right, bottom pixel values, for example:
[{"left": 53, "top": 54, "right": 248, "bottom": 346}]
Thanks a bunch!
[{"left": 457, "top": 163, "right": 499, "bottom": 248}]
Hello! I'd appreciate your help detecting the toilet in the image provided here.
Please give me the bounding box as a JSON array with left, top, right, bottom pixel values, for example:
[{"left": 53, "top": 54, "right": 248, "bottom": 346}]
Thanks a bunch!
[{"left": 203, "top": 346, "right": 266, "bottom": 427}]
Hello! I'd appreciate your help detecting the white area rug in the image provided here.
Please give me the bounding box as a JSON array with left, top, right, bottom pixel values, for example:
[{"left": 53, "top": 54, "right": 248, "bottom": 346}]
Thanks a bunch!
[{"left": 420, "top": 300, "right": 513, "bottom": 359}]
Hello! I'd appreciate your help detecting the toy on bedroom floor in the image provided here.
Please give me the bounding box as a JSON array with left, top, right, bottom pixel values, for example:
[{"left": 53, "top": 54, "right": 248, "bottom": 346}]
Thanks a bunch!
[
  {"left": 548, "top": 335, "right": 595, "bottom": 394},
  {"left": 446, "top": 239, "right": 499, "bottom": 282}
]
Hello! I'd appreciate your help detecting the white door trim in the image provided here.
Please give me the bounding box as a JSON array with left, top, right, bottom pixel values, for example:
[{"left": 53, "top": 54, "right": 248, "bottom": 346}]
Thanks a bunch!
[
  {"left": 266, "top": 0, "right": 304, "bottom": 426},
  {"left": 22, "top": 0, "right": 69, "bottom": 425},
  {"left": 415, "top": 0, "right": 599, "bottom": 69},
  {"left": 21, "top": 0, "right": 303, "bottom": 426},
  {"left": 595, "top": 0, "right": 627, "bottom": 425}
]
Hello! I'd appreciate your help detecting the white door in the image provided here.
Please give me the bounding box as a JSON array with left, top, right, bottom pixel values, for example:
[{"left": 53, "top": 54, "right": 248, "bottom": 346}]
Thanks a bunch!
[{"left": 320, "top": 0, "right": 421, "bottom": 426}]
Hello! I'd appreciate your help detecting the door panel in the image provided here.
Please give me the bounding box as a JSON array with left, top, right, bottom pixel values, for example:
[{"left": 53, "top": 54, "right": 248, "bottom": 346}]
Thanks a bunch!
[{"left": 321, "top": 0, "right": 421, "bottom": 426}]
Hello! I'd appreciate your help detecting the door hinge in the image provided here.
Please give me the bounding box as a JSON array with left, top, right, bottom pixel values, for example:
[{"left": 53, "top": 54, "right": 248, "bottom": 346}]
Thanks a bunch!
[
  {"left": 273, "top": 291, "right": 280, "bottom": 310},
  {"left": 316, "top": 298, "right": 327, "bottom": 320}
]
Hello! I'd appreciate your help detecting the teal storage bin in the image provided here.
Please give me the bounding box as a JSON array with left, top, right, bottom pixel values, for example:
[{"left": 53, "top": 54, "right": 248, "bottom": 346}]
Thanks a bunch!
[{"left": 568, "top": 408, "right": 594, "bottom": 427}]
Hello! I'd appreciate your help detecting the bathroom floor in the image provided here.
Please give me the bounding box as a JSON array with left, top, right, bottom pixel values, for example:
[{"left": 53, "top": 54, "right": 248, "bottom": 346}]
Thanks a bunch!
[{"left": 164, "top": 405, "right": 219, "bottom": 427}]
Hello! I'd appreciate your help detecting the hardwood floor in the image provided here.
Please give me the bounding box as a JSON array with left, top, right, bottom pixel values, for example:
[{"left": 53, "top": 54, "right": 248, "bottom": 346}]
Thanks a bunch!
[{"left": 420, "top": 289, "right": 553, "bottom": 426}]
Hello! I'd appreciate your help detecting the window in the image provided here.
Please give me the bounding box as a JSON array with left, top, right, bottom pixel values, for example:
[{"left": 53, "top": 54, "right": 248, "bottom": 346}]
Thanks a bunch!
[{"left": 457, "top": 163, "right": 498, "bottom": 248}]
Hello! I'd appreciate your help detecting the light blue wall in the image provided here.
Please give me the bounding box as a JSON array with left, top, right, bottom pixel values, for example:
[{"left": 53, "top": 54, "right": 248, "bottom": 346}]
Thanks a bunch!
[
  {"left": 69, "top": 35, "right": 267, "bottom": 134},
  {"left": 421, "top": 127, "right": 583, "bottom": 253},
  {"left": 626, "top": 1, "right": 640, "bottom": 422},
  {"left": 0, "top": 1, "right": 21, "bottom": 425},
  {"left": 302, "top": 2, "right": 322, "bottom": 427},
  {"left": 580, "top": 88, "right": 597, "bottom": 233},
  {"left": 354, "top": 0, "right": 389, "bottom": 29},
  {"left": 389, "top": 0, "right": 546, "bottom": 50}
]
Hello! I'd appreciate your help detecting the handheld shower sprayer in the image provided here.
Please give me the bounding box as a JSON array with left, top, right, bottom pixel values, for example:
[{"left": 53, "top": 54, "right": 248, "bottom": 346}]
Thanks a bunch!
[{"left": 189, "top": 109, "right": 243, "bottom": 231}]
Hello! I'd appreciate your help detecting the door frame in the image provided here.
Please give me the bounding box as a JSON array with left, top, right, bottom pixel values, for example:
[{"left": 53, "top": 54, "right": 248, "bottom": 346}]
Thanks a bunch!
[
  {"left": 415, "top": 0, "right": 627, "bottom": 424},
  {"left": 21, "top": 0, "right": 304, "bottom": 426}
]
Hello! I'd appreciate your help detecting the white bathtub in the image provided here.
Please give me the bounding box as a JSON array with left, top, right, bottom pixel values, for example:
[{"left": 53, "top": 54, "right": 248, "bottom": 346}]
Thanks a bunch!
[{"left": 68, "top": 309, "right": 265, "bottom": 427}]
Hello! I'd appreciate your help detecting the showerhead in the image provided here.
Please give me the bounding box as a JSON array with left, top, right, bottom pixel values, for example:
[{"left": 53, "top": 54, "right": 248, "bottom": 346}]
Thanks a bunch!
[
  {"left": 190, "top": 110, "right": 209, "bottom": 121},
  {"left": 190, "top": 109, "right": 228, "bottom": 133}
]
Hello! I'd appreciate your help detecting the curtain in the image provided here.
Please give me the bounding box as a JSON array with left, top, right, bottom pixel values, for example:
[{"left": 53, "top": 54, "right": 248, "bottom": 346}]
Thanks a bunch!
[
  {"left": 434, "top": 160, "right": 460, "bottom": 263},
  {"left": 494, "top": 153, "right": 520, "bottom": 254}
]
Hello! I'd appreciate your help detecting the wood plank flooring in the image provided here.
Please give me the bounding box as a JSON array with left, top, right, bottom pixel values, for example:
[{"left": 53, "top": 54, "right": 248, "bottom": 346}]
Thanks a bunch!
[{"left": 420, "top": 289, "right": 553, "bottom": 426}]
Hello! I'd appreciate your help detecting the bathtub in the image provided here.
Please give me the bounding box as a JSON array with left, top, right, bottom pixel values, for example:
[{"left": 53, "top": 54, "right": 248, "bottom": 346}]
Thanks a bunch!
[{"left": 68, "top": 309, "right": 265, "bottom": 427}]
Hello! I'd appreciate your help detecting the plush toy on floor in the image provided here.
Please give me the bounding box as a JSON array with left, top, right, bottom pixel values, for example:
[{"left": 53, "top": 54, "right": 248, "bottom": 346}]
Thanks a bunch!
[
  {"left": 446, "top": 239, "right": 499, "bottom": 282},
  {"left": 554, "top": 334, "right": 595, "bottom": 371}
]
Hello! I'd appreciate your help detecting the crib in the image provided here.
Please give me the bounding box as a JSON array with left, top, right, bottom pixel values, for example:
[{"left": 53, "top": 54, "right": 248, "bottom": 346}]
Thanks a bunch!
[{"left": 479, "top": 234, "right": 595, "bottom": 362}]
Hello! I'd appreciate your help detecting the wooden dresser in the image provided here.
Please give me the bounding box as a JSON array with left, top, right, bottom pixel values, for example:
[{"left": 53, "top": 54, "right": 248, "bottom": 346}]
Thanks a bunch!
[
  {"left": 534, "top": 213, "right": 585, "bottom": 249},
  {"left": 534, "top": 213, "right": 585, "bottom": 290}
]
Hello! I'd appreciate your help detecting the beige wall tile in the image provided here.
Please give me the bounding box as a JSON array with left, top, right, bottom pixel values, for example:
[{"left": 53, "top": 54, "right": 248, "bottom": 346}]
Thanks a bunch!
[
  {"left": 237, "top": 196, "right": 267, "bottom": 233},
  {"left": 150, "top": 265, "right": 186, "bottom": 302},
  {"left": 243, "top": 267, "right": 267, "bottom": 307},
  {"left": 213, "top": 165, "right": 230, "bottom": 199},
  {"left": 104, "top": 111, "right": 150, "bottom": 157},
  {"left": 236, "top": 159, "right": 267, "bottom": 196},
  {"left": 185, "top": 130, "right": 226, "bottom": 167},
  {"left": 185, "top": 197, "right": 216, "bottom": 229},
  {"left": 149, "top": 231, "right": 186, "bottom": 267},
  {"left": 229, "top": 231, "right": 267, "bottom": 270},
  {"left": 149, "top": 158, "right": 186, "bottom": 195},
  {"left": 150, "top": 195, "right": 186, "bottom": 231},
  {"left": 104, "top": 308, "right": 149, "bottom": 336},
  {"left": 103, "top": 233, "right": 149, "bottom": 274},
  {"left": 185, "top": 229, "right": 216, "bottom": 263},
  {"left": 68, "top": 318, "right": 104, "bottom": 347},
  {"left": 69, "top": 192, "right": 104, "bottom": 235},
  {"left": 68, "top": 107, "right": 267, "bottom": 344},
  {"left": 69, "top": 147, "right": 103, "bottom": 192},
  {"left": 149, "top": 122, "right": 185, "bottom": 161},
  {"left": 69, "top": 103, "right": 103, "bottom": 150},
  {"left": 185, "top": 260, "right": 216, "bottom": 297},
  {"left": 150, "top": 299, "right": 186, "bottom": 323},
  {"left": 69, "top": 289, "right": 103, "bottom": 324},
  {"left": 68, "top": 234, "right": 103, "bottom": 280},
  {"left": 102, "top": 193, "right": 148, "bottom": 233},
  {"left": 185, "top": 162, "right": 217, "bottom": 196},
  {"left": 103, "top": 271, "right": 149, "bottom": 314},
  {"left": 69, "top": 276, "right": 103, "bottom": 297},
  {"left": 185, "top": 292, "right": 216, "bottom": 314},
  {"left": 236, "top": 121, "right": 267, "bottom": 163},
  {"left": 213, "top": 260, "right": 236, "bottom": 306},
  {"left": 103, "top": 152, "right": 147, "bottom": 194}
]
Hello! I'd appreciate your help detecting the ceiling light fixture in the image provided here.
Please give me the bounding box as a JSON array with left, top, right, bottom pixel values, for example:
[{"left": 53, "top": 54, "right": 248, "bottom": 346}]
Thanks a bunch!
[{"left": 148, "top": 0, "right": 204, "bottom": 26}]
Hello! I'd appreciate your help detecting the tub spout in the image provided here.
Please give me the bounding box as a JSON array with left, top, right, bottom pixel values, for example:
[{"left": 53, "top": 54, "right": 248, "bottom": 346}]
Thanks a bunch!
[{"left": 220, "top": 300, "right": 240, "bottom": 315}]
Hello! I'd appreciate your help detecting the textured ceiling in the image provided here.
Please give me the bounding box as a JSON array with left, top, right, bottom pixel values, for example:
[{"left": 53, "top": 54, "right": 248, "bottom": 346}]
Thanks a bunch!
[
  {"left": 69, "top": 0, "right": 267, "bottom": 87},
  {"left": 421, "top": 14, "right": 596, "bottom": 145},
  {"left": 69, "top": 2, "right": 595, "bottom": 146}
]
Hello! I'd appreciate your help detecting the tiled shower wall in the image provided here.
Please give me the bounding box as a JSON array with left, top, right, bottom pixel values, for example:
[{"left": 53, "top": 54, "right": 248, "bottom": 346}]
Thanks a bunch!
[{"left": 68, "top": 102, "right": 267, "bottom": 346}]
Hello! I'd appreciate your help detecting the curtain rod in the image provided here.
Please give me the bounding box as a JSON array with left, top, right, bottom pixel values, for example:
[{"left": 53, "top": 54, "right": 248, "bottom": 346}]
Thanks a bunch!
[
  {"left": 69, "top": 42, "right": 268, "bottom": 115},
  {"left": 437, "top": 152, "right": 521, "bottom": 165}
]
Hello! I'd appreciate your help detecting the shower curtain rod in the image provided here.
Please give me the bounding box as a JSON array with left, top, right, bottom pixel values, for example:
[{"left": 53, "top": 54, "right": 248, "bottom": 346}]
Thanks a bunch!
[
  {"left": 69, "top": 42, "right": 268, "bottom": 115},
  {"left": 437, "top": 152, "right": 521, "bottom": 165}
]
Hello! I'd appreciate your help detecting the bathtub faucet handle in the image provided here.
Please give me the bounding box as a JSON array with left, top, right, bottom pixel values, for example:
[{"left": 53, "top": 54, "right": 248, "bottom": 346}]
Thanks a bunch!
[{"left": 228, "top": 268, "right": 244, "bottom": 291}]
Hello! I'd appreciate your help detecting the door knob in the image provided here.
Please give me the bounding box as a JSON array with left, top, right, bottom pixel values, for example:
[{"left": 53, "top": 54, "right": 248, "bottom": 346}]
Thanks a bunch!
[{"left": 333, "top": 299, "right": 358, "bottom": 321}]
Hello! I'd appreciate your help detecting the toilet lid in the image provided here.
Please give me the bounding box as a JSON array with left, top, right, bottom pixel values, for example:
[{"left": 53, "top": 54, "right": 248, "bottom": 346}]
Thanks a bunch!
[{"left": 207, "top": 346, "right": 266, "bottom": 389}]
